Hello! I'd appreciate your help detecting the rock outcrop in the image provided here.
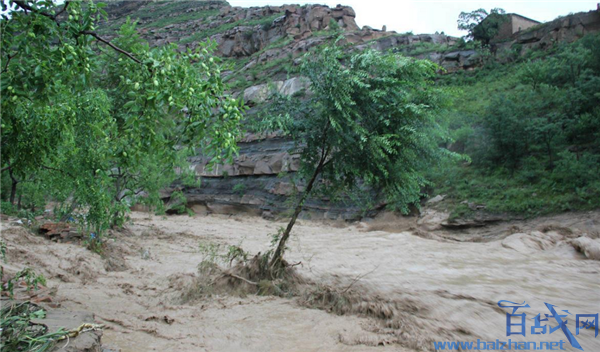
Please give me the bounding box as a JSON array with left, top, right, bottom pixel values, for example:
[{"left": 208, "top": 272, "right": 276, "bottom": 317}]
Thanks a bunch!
[
  {"left": 241, "top": 76, "right": 310, "bottom": 104},
  {"left": 97, "top": 2, "right": 600, "bottom": 219},
  {"left": 504, "top": 9, "right": 600, "bottom": 54}
]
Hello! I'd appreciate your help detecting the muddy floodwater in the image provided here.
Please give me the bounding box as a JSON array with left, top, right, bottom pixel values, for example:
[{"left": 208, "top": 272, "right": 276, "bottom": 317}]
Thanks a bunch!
[{"left": 3, "top": 210, "right": 600, "bottom": 351}]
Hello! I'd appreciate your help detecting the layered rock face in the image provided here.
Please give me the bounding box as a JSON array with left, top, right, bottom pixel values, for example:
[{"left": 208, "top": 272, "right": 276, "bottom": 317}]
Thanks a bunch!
[
  {"left": 99, "top": 2, "right": 600, "bottom": 218},
  {"left": 170, "top": 135, "right": 369, "bottom": 220},
  {"left": 498, "top": 10, "right": 600, "bottom": 54}
]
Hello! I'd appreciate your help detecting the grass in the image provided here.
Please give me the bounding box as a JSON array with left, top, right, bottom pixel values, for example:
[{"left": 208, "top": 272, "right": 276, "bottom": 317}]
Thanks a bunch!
[
  {"left": 225, "top": 56, "right": 294, "bottom": 91},
  {"left": 429, "top": 46, "right": 600, "bottom": 219},
  {"left": 129, "top": 1, "right": 217, "bottom": 22},
  {"left": 180, "top": 12, "right": 284, "bottom": 44},
  {"left": 263, "top": 35, "right": 294, "bottom": 51},
  {"left": 1, "top": 301, "right": 67, "bottom": 352},
  {"left": 96, "top": 2, "right": 220, "bottom": 34},
  {"left": 142, "top": 9, "right": 219, "bottom": 29},
  {"left": 0, "top": 201, "right": 43, "bottom": 221},
  {"left": 404, "top": 42, "right": 449, "bottom": 56},
  {"left": 428, "top": 161, "right": 600, "bottom": 219}
]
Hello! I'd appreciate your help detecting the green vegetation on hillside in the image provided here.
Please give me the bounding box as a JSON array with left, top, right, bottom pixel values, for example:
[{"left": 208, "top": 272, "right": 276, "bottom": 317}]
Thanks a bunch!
[
  {"left": 180, "top": 12, "right": 283, "bottom": 45},
  {"left": 144, "top": 9, "right": 219, "bottom": 29},
  {"left": 96, "top": 1, "right": 221, "bottom": 34},
  {"left": 430, "top": 33, "right": 600, "bottom": 218}
]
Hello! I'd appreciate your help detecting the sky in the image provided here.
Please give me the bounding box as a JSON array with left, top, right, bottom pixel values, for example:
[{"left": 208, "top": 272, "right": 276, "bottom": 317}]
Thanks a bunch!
[{"left": 228, "top": 0, "right": 599, "bottom": 37}]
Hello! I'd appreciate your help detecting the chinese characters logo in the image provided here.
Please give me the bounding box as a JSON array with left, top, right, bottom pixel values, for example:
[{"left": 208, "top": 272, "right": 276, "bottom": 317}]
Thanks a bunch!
[{"left": 498, "top": 300, "right": 598, "bottom": 351}]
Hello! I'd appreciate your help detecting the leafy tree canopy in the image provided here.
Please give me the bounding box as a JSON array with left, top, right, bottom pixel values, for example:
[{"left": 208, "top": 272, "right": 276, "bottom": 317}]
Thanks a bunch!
[
  {"left": 457, "top": 8, "right": 507, "bottom": 45},
  {"left": 1, "top": 0, "right": 243, "bottom": 238},
  {"left": 261, "top": 43, "right": 454, "bottom": 268}
]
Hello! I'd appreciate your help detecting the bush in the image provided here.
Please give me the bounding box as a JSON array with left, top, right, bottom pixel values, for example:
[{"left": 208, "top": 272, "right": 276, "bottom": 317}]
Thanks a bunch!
[{"left": 261, "top": 21, "right": 273, "bottom": 31}]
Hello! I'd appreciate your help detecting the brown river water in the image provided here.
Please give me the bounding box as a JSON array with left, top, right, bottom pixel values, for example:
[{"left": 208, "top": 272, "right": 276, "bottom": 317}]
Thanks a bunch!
[{"left": 2, "top": 210, "right": 599, "bottom": 351}]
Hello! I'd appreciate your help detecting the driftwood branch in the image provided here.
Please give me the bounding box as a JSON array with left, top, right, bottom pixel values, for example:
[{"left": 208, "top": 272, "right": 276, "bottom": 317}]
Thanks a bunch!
[
  {"left": 225, "top": 273, "right": 258, "bottom": 286},
  {"left": 340, "top": 265, "right": 380, "bottom": 294},
  {"left": 288, "top": 261, "right": 302, "bottom": 268}
]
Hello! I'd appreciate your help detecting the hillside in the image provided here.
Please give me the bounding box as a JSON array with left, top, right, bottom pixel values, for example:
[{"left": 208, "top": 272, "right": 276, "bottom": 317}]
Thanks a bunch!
[
  {"left": 97, "top": 1, "right": 600, "bottom": 221},
  {"left": 3, "top": 2, "right": 600, "bottom": 351}
]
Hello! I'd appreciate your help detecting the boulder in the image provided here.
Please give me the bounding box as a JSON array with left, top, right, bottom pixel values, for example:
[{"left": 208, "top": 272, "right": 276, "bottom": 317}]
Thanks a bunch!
[
  {"left": 279, "top": 76, "right": 310, "bottom": 96},
  {"left": 243, "top": 77, "right": 309, "bottom": 104},
  {"left": 306, "top": 5, "right": 330, "bottom": 25},
  {"left": 243, "top": 81, "right": 283, "bottom": 104},
  {"left": 343, "top": 6, "right": 356, "bottom": 18},
  {"left": 342, "top": 16, "right": 359, "bottom": 31},
  {"left": 332, "top": 9, "right": 344, "bottom": 19},
  {"left": 417, "top": 209, "right": 450, "bottom": 231},
  {"left": 426, "top": 194, "right": 446, "bottom": 204}
]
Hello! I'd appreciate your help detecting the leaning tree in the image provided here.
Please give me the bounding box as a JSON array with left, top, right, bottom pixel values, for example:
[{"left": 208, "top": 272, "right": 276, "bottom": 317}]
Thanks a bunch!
[{"left": 262, "top": 44, "right": 452, "bottom": 270}]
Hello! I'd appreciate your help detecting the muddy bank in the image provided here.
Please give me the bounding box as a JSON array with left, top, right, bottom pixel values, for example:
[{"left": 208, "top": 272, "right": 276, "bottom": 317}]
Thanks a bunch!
[{"left": 2, "top": 210, "right": 599, "bottom": 351}]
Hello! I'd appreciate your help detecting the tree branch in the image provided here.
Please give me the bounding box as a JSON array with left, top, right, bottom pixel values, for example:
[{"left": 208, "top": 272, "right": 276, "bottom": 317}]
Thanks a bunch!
[
  {"left": 12, "top": 1, "right": 144, "bottom": 65},
  {"left": 80, "top": 31, "right": 143, "bottom": 64},
  {"left": 40, "top": 165, "right": 75, "bottom": 179},
  {"left": 14, "top": 0, "right": 68, "bottom": 21},
  {"left": 340, "top": 265, "right": 379, "bottom": 294},
  {"left": 225, "top": 273, "right": 257, "bottom": 286},
  {"left": 13, "top": 1, "right": 54, "bottom": 19},
  {"left": 53, "top": 1, "right": 70, "bottom": 19},
  {"left": 0, "top": 163, "right": 13, "bottom": 173},
  {"left": 1, "top": 53, "right": 16, "bottom": 74}
]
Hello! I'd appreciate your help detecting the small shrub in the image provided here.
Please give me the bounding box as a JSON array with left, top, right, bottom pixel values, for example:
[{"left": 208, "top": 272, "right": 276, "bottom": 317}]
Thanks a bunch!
[
  {"left": 232, "top": 183, "right": 247, "bottom": 195},
  {"left": 3, "top": 268, "right": 47, "bottom": 299},
  {"left": 261, "top": 21, "right": 273, "bottom": 31},
  {"left": 1, "top": 302, "right": 67, "bottom": 352},
  {"left": 243, "top": 30, "right": 254, "bottom": 40},
  {"left": 328, "top": 18, "right": 340, "bottom": 31},
  {"left": 223, "top": 244, "right": 249, "bottom": 267}
]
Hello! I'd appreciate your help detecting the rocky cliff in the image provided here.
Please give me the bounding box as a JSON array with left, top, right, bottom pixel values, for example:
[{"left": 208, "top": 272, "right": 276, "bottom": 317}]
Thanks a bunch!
[
  {"left": 98, "top": 2, "right": 600, "bottom": 219},
  {"left": 498, "top": 9, "right": 600, "bottom": 54}
]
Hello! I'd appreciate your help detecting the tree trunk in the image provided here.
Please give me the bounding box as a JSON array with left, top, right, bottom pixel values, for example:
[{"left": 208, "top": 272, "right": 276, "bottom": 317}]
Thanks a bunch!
[
  {"left": 111, "top": 171, "right": 124, "bottom": 227},
  {"left": 269, "top": 159, "right": 324, "bottom": 270},
  {"left": 269, "top": 120, "right": 331, "bottom": 272},
  {"left": 59, "top": 198, "right": 79, "bottom": 222},
  {"left": 9, "top": 169, "right": 18, "bottom": 205}
]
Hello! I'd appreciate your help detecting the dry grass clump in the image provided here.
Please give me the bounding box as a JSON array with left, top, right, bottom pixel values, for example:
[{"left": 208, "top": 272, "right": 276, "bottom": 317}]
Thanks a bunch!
[
  {"left": 181, "top": 253, "right": 303, "bottom": 302},
  {"left": 181, "top": 253, "right": 445, "bottom": 350}
]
